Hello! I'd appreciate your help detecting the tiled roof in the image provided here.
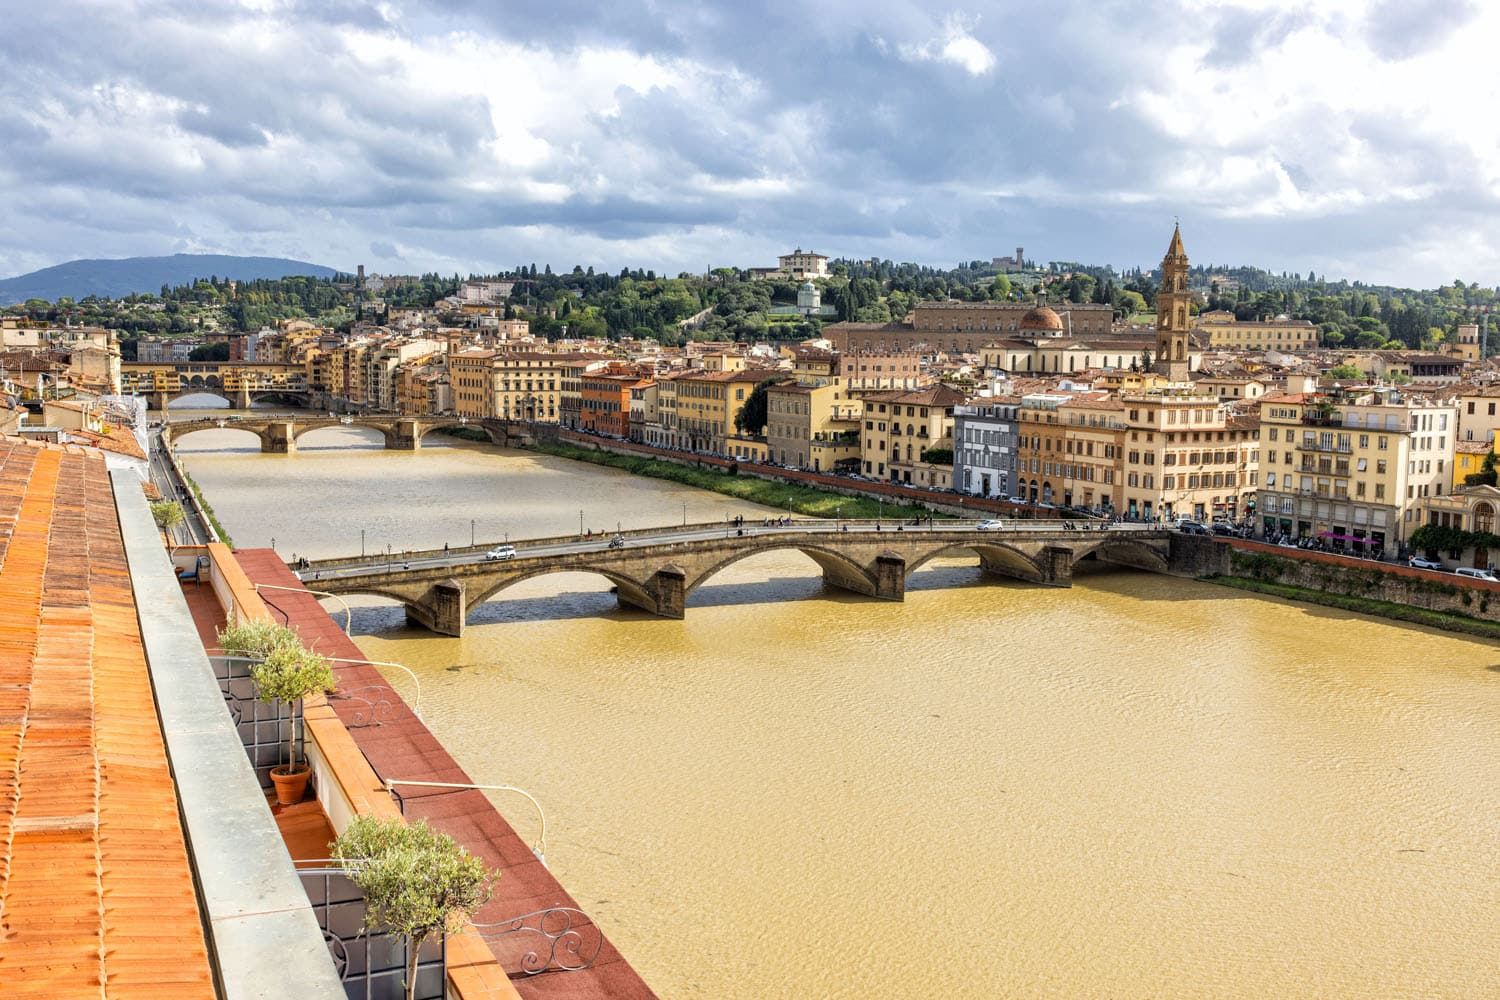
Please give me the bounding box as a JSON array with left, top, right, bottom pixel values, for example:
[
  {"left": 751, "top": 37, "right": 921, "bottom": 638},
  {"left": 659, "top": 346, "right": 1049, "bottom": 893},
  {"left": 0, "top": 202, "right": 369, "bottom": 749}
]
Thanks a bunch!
[
  {"left": 860, "top": 384, "right": 968, "bottom": 406},
  {"left": 0, "top": 438, "right": 213, "bottom": 997},
  {"left": 63, "top": 429, "right": 147, "bottom": 462}
]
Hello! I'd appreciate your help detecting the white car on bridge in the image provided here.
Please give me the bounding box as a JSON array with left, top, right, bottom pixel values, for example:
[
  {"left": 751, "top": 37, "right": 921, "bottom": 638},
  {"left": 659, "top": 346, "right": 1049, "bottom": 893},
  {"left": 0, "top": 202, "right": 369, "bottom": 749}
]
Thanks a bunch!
[{"left": 975, "top": 519, "right": 1006, "bottom": 530}]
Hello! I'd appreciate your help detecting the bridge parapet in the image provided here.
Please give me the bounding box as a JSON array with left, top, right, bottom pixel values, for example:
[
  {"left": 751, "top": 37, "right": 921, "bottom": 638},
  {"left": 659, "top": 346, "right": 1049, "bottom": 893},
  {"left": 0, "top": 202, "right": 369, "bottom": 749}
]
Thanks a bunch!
[{"left": 309, "top": 523, "right": 1177, "bottom": 636}]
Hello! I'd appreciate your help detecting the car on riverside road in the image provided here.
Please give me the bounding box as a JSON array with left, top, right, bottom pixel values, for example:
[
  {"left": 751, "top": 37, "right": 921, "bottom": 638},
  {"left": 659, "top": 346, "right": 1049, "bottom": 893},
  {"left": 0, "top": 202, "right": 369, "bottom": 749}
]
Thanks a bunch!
[
  {"left": 1408, "top": 556, "right": 1443, "bottom": 570},
  {"left": 483, "top": 544, "right": 517, "bottom": 561}
]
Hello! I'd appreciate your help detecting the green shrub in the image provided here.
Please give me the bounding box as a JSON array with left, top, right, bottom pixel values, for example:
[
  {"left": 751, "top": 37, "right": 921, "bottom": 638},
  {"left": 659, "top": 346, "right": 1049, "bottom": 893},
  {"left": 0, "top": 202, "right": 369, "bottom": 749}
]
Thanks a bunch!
[
  {"left": 216, "top": 620, "right": 300, "bottom": 658},
  {"left": 332, "top": 817, "right": 495, "bottom": 1000}
]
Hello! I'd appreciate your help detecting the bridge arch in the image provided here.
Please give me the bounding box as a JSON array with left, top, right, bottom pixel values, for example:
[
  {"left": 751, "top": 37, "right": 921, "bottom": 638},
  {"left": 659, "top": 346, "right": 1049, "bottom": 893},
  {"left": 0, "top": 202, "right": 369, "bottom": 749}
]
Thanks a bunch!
[
  {"left": 680, "top": 541, "right": 880, "bottom": 598},
  {"left": 468, "top": 565, "right": 656, "bottom": 615},
  {"left": 1080, "top": 538, "right": 1171, "bottom": 573},
  {"left": 247, "top": 390, "right": 312, "bottom": 406},
  {"left": 165, "top": 388, "right": 235, "bottom": 408},
  {"left": 905, "top": 542, "right": 1046, "bottom": 583},
  {"left": 161, "top": 421, "right": 270, "bottom": 450},
  {"left": 291, "top": 422, "right": 394, "bottom": 448},
  {"left": 414, "top": 419, "right": 470, "bottom": 440}
]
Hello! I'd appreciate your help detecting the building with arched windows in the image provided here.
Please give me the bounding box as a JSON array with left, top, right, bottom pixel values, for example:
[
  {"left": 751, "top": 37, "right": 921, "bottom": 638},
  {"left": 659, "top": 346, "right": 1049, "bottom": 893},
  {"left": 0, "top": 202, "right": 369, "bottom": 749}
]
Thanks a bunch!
[{"left": 1415, "top": 484, "right": 1500, "bottom": 569}]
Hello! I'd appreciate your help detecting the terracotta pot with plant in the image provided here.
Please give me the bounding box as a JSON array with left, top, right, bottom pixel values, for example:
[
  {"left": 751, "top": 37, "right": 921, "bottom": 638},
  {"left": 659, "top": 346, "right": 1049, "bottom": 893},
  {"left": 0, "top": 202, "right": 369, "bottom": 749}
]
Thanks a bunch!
[{"left": 250, "top": 642, "right": 337, "bottom": 805}]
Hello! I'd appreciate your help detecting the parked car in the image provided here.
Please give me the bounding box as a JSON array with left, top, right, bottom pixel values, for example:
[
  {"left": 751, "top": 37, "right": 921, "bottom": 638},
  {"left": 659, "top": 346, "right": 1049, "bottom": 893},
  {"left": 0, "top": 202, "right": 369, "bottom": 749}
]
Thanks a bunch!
[
  {"left": 1455, "top": 566, "right": 1498, "bottom": 582},
  {"left": 1210, "top": 523, "right": 1238, "bottom": 537},
  {"left": 975, "top": 519, "right": 1006, "bottom": 531},
  {"left": 1177, "top": 521, "right": 1211, "bottom": 536},
  {"left": 483, "top": 544, "right": 517, "bottom": 561},
  {"left": 1007, "top": 496, "right": 1028, "bottom": 505},
  {"left": 1408, "top": 556, "right": 1443, "bottom": 570}
]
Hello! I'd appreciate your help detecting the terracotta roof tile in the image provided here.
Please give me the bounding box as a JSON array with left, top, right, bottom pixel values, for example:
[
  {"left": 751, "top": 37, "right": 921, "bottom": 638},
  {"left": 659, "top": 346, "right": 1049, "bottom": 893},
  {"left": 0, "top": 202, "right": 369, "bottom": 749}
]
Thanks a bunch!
[{"left": 0, "top": 438, "right": 214, "bottom": 998}]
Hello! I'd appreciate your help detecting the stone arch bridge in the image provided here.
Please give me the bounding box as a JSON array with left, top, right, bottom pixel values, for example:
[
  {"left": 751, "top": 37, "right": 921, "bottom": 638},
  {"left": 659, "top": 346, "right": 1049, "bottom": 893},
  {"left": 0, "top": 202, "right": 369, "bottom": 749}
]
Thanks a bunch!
[
  {"left": 162, "top": 415, "right": 533, "bottom": 453},
  {"left": 304, "top": 522, "right": 1223, "bottom": 636}
]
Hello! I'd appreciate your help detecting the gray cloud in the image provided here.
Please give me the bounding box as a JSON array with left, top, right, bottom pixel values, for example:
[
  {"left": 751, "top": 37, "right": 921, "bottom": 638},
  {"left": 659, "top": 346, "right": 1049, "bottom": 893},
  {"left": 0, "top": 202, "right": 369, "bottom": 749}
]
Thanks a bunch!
[
  {"left": 0, "top": 0, "right": 1493, "bottom": 287},
  {"left": 1364, "top": 0, "right": 1477, "bottom": 61}
]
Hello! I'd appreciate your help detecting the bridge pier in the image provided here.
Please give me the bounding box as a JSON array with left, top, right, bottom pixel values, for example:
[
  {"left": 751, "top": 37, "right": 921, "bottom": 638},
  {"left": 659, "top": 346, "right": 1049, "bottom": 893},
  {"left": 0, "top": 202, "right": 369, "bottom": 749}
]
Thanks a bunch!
[
  {"left": 1035, "top": 545, "right": 1074, "bottom": 587},
  {"left": 233, "top": 385, "right": 253, "bottom": 409},
  {"left": 386, "top": 419, "right": 420, "bottom": 450},
  {"left": 261, "top": 421, "right": 296, "bottom": 454},
  {"left": 405, "top": 580, "right": 466, "bottom": 637},
  {"left": 633, "top": 566, "right": 687, "bottom": 618},
  {"left": 870, "top": 553, "right": 906, "bottom": 601}
]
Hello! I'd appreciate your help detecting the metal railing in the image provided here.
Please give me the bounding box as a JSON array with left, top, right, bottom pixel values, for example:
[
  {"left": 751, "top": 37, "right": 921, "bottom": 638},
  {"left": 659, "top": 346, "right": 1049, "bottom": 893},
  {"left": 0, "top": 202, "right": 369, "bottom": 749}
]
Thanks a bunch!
[
  {"left": 307, "top": 518, "right": 1173, "bottom": 575},
  {"left": 296, "top": 862, "right": 446, "bottom": 998},
  {"left": 256, "top": 582, "right": 353, "bottom": 634},
  {"left": 383, "top": 779, "right": 547, "bottom": 866},
  {"left": 208, "top": 654, "right": 302, "bottom": 790},
  {"left": 326, "top": 657, "right": 422, "bottom": 719},
  {"left": 471, "top": 907, "right": 603, "bottom": 976}
]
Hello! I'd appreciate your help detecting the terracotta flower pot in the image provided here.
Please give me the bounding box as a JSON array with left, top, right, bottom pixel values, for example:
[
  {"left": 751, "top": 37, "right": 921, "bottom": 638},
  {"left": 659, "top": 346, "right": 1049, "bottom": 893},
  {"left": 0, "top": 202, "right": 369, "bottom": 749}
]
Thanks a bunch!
[{"left": 270, "top": 763, "right": 312, "bottom": 805}]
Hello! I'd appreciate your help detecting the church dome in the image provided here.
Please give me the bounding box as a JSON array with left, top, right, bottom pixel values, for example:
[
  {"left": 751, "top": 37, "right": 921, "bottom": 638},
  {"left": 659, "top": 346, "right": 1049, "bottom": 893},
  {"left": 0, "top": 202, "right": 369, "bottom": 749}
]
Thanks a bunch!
[{"left": 1020, "top": 305, "right": 1064, "bottom": 333}]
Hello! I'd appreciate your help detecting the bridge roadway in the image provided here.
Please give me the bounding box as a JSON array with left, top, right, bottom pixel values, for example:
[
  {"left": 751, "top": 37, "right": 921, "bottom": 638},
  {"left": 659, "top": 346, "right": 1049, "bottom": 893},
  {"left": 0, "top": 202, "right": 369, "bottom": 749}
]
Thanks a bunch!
[
  {"left": 159, "top": 413, "right": 528, "bottom": 453},
  {"left": 301, "top": 519, "right": 1208, "bottom": 636}
]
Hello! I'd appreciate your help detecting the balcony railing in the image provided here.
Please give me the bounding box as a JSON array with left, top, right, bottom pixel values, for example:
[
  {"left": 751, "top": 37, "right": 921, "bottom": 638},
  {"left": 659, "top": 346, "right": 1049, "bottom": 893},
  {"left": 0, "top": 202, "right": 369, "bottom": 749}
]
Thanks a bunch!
[{"left": 297, "top": 864, "right": 446, "bottom": 998}]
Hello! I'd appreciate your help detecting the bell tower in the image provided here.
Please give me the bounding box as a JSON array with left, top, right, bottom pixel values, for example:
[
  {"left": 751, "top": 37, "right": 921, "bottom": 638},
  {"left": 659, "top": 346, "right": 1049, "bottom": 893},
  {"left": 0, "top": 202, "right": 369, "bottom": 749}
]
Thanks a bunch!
[{"left": 1154, "top": 223, "right": 1192, "bottom": 381}]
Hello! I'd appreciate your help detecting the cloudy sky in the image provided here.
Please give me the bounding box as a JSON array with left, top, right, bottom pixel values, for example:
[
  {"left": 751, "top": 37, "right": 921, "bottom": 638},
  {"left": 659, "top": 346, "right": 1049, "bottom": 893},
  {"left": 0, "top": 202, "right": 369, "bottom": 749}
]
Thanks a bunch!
[{"left": 1, "top": 0, "right": 1496, "bottom": 287}]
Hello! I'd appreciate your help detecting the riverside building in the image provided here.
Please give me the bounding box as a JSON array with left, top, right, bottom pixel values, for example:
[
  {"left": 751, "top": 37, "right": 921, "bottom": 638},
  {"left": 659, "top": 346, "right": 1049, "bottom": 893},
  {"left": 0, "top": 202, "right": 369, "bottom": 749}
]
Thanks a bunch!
[
  {"left": 953, "top": 397, "right": 1021, "bottom": 499},
  {"left": 1256, "top": 388, "right": 1458, "bottom": 555}
]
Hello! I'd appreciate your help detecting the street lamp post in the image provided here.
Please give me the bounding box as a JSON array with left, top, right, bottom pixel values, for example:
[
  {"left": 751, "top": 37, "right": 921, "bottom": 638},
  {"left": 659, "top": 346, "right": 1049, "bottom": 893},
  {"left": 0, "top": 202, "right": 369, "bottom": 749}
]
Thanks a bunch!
[
  {"left": 470, "top": 519, "right": 476, "bottom": 547},
  {"left": 360, "top": 528, "right": 365, "bottom": 557},
  {"left": 579, "top": 509, "right": 584, "bottom": 536}
]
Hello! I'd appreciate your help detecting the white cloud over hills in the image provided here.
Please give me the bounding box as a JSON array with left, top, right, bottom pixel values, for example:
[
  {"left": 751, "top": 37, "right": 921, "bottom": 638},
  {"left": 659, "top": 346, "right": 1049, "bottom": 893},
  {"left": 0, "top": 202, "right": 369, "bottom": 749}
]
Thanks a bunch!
[{"left": 0, "top": 0, "right": 1496, "bottom": 286}]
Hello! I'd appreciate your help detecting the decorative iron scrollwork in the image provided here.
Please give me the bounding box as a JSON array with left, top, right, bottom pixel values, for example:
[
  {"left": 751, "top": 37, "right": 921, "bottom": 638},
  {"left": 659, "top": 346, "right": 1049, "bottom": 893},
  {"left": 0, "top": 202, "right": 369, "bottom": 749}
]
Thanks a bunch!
[
  {"left": 474, "top": 907, "right": 602, "bottom": 975},
  {"left": 323, "top": 928, "right": 350, "bottom": 980},
  {"left": 331, "top": 686, "right": 400, "bottom": 727}
]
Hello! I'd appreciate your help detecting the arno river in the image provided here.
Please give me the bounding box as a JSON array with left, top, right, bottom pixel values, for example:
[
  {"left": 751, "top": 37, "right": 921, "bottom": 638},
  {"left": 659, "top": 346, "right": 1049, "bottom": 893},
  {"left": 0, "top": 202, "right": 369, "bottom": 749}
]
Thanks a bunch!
[{"left": 176, "top": 417, "right": 1500, "bottom": 998}]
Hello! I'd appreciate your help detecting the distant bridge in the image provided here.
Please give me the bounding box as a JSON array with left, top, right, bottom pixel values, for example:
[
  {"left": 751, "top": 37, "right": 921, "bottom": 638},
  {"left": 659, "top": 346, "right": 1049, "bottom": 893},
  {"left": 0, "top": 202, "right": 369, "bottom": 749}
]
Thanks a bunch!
[
  {"left": 302, "top": 520, "right": 1223, "bottom": 636},
  {"left": 123, "top": 361, "right": 312, "bottom": 409},
  {"left": 161, "top": 414, "right": 534, "bottom": 453}
]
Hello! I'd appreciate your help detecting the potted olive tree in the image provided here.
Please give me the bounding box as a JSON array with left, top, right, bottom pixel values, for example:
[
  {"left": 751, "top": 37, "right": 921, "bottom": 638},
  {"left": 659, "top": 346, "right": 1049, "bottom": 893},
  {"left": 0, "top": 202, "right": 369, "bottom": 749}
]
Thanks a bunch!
[
  {"left": 332, "top": 816, "right": 496, "bottom": 1000},
  {"left": 217, "top": 620, "right": 336, "bottom": 804},
  {"left": 252, "top": 643, "right": 336, "bottom": 804}
]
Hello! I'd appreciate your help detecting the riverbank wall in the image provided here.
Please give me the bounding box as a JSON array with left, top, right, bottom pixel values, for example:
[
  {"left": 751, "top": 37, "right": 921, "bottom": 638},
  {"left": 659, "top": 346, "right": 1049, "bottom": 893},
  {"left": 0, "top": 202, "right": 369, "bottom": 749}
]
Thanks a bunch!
[
  {"left": 1213, "top": 538, "right": 1500, "bottom": 637},
  {"left": 536, "top": 430, "right": 1028, "bottom": 519}
]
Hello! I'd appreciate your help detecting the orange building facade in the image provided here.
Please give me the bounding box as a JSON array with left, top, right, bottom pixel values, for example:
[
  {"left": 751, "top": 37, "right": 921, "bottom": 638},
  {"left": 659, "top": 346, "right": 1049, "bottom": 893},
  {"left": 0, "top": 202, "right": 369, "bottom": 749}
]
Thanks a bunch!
[{"left": 581, "top": 371, "right": 651, "bottom": 438}]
